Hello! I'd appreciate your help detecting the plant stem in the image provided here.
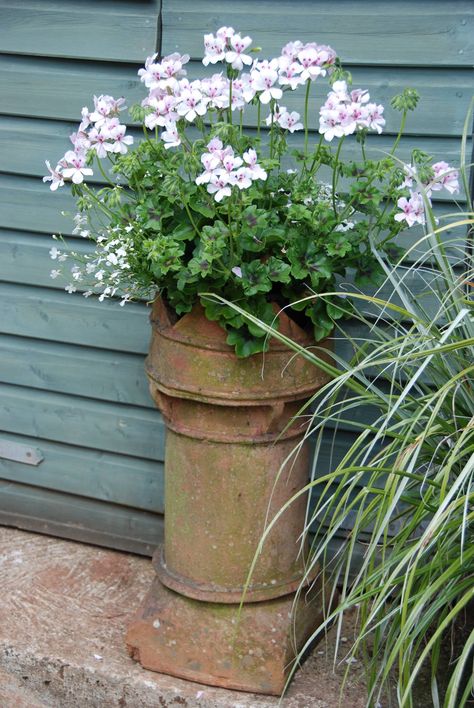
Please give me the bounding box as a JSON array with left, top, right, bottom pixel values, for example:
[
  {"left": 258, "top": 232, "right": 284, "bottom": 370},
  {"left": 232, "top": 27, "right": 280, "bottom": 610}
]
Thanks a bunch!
[
  {"left": 391, "top": 110, "right": 407, "bottom": 156},
  {"left": 304, "top": 80, "right": 311, "bottom": 157},
  {"left": 332, "top": 138, "right": 344, "bottom": 214},
  {"left": 96, "top": 156, "right": 116, "bottom": 188},
  {"left": 82, "top": 184, "right": 115, "bottom": 219},
  {"left": 228, "top": 79, "right": 233, "bottom": 125},
  {"left": 269, "top": 100, "right": 275, "bottom": 159},
  {"left": 227, "top": 199, "right": 234, "bottom": 264},
  {"left": 183, "top": 199, "right": 201, "bottom": 238},
  {"left": 257, "top": 101, "right": 261, "bottom": 140}
]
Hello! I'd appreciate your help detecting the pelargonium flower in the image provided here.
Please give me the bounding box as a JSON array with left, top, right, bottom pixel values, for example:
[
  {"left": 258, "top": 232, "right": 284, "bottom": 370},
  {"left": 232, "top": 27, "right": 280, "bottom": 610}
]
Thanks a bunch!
[
  {"left": 201, "top": 74, "right": 229, "bottom": 108},
  {"left": 195, "top": 152, "right": 221, "bottom": 185},
  {"left": 207, "top": 174, "right": 232, "bottom": 202},
  {"left": 88, "top": 127, "right": 113, "bottom": 158},
  {"left": 175, "top": 86, "right": 209, "bottom": 122},
  {"left": 243, "top": 148, "right": 268, "bottom": 181},
  {"left": 431, "top": 161, "right": 460, "bottom": 194},
  {"left": 280, "top": 41, "right": 304, "bottom": 61},
  {"left": 89, "top": 95, "right": 126, "bottom": 128},
  {"left": 161, "top": 123, "right": 181, "bottom": 149},
  {"left": 108, "top": 125, "right": 134, "bottom": 155},
  {"left": 394, "top": 192, "right": 426, "bottom": 227},
  {"left": 297, "top": 43, "right": 337, "bottom": 81},
  {"left": 231, "top": 167, "right": 253, "bottom": 190},
  {"left": 138, "top": 52, "right": 189, "bottom": 90},
  {"left": 265, "top": 105, "right": 287, "bottom": 127},
  {"left": 144, "top": 95, "right": 178, "bottom": 129},
  {"left": 203, "top": 33, "right": 226, "bottom": 66},
  {"left": 225, "top": 33, "right": 253, "bottom": 70},
  {"left": 250, "top": 60, "right": 282, "bottom": 104},
  {"left": 277, "top": 110, "right": 303, "bottom": 132},
  {"left": 319, "top": 80, "right": 385, "bottom": 140},
  {"left": 62, "top": 151, "right": 93, "bottom": 184},
  {"left": 277, "top": 56, "right": 305, "bottom": 90},
  {"left": 43, "top": 160, "right": 65, "bottom": 191}
]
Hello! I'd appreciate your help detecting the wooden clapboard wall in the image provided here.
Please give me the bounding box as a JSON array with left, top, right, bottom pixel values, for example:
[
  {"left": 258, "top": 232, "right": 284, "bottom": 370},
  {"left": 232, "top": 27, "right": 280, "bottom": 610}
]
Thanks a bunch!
[{"left": 0, "top": 0, "right": 472, "bottom": 555}]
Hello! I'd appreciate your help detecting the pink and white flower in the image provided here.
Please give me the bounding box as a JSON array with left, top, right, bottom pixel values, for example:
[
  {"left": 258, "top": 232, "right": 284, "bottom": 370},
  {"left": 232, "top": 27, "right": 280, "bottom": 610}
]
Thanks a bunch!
[
  {"left": 176, "top": 87, "right": 208, "bottom": 121},
  {"left": 43, "top": 161, "right": 65, "bottom": 191},
  {"left": 277, "top": 110, "right": 303, "bottom": 132},
  {"left": 431, "top": 161, "right": 460, "bottom": 194},
  {"left": 108, "top": 125, "right": 134, "bottom": 155},
  {"left": 243, "top": 148, "right": 267, "bottom": 181},
  {"left": 232, "top": 167, "right": 253, "bottom": 190},
  {"left": 144, "top": 95, "right": 178, "bottom": 129},
  {"left": 225, "top": 33, "right": 253, "bottom": 71},
  {"left": 297, "top": 43, "right": 337, "bottom": 81},
  {"left": 138, "top": 52, "right": 189, "bottom": 90},
  {"left": 161, "top": 123, "right": 181, "bottom": 149},
  {"left": 319, "top": 81, "right": 385, "bottom": 141},
  {"left": 250, "top": 61, "right": 282, "bottom": 104},
  {"left": 62, "top": 151, "right": 93, "bottom": 184},
  {"left": 195, "top": 152, "right": 221, "bottom": 185},
  {"left": 89, "top": 95, "right": 125, "bottom": 127},
  {"left": 203, "top": 33, "right": 226, "bottom": 66},
  {"left": 277, "top": 56, "right": 305, "bottom": 90},
  {"left": 207, "top": 174, "right": 232, "bottom": 202},
  {"left": 394, "top": 192, "right": 426, "bottom": 227}
]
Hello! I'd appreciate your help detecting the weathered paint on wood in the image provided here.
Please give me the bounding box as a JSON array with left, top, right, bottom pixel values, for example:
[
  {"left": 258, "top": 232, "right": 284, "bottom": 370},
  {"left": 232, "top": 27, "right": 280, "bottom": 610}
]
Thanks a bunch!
[
  {"left": 0, "top": 382, "right": 165, "bottom": 461},
  {"left": 0, "top": 175, "right": 75, "bottom": 235},
  {"left": 0, "top": 481, "right": 163, "bottom": 555},
  {"left": 162, "top": 0, "right": 474, "bottom": 67},
  {"left": 0, "top": 1, "right": 160, "bottom": 63},
  {"left": 0, "top": 282, "right": 150, "bottom": 353},
  {"left": 0, "top": 333, "right": 152, "bottom": 408},
  {"left": 0, "top": 431, "right": 164, "bottom": 512}
]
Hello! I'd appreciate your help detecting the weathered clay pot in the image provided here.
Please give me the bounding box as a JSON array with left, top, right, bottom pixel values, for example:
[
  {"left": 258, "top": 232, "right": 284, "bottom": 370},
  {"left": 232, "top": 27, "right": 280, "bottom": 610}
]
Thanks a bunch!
[{"left": 126, "top": 298, "right": 333, "bottom": 695}]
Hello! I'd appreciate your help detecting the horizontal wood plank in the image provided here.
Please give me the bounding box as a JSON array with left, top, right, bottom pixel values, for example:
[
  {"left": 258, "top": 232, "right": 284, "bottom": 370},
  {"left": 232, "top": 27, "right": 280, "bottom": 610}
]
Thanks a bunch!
[
  {"left": 162, "top": 0, "right": 474, "bottom": 67},
  {"left": 0, "top": 333, "right": 152, "bottom": 408},
  {"left": 0, "top": 54, "right": 471, "bottom": 136},
  {"left": 0, "top": 174, "right": 76, "bottom": 235},
  {"left": 0, "top": 282, "right": 150, "bottom": 353},
  {"left": 0, "top": 55, "right": 146, "bottom": 124},
  {"left": 0, "top": 2, "right": 159, "bottom": 63},
  {"left": 0, "top": 382, "right": 165, "bottom": 461},
  {"left": 0, "top": 431, "right": 163, "bottom": 512},
  {"left": 0, "top": 481, "right": 163, "bottom": 555}
]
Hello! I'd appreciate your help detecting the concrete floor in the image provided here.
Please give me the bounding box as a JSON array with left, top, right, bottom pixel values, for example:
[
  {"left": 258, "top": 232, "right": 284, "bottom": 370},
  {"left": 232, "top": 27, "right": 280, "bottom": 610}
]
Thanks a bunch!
[{"left": 0, "top": 526, "right": 370, "bottom": 707}]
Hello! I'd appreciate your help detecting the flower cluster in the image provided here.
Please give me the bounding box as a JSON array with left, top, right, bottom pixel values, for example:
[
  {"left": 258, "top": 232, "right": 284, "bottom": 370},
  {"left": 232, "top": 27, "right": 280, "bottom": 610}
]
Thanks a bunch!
[
  {"left": 44, "top": 27, "right": 456, "bottom": 356},
  {"left": 395, "top": 160, "right": 460, "bottom": 227},
  {"left": 319, "top": 80, "right": 385, "bottom": 141},
  {"left": 43, "top": 95, "right": 132, "bottom": 190},
  {"left": 196, "top": 140, "right": 267, "bottom": 201}
]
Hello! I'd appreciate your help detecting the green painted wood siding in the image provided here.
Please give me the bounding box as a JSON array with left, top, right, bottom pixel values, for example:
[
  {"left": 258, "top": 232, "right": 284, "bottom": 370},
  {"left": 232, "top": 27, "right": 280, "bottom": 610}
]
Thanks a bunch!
[
  {"left": 0, "top": 0, "right": 472, "bottom": 553},
  {"left": 0, "top": 0, "right": 166, "bottom": 552}
]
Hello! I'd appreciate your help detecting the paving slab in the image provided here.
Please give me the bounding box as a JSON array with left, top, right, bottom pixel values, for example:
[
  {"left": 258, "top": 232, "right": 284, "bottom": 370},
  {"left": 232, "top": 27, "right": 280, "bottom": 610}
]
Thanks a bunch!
[{"left": 0, "top": 526, "right": 369, "bottom": 707}]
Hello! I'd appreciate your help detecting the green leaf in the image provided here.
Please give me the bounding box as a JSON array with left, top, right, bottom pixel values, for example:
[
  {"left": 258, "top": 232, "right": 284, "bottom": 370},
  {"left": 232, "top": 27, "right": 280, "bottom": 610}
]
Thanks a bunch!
[
  {"left": 241, "top": 260, "right": 271, "bottom": 296},
  {"left": 266, "top": 256, "right": 291, "bottom": 283},
  {"left": 190, "top": 201, "right": 215, "bottom": 218},
  {"left": 225, "top": 327, "right": 267, "bottom": 357}
]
